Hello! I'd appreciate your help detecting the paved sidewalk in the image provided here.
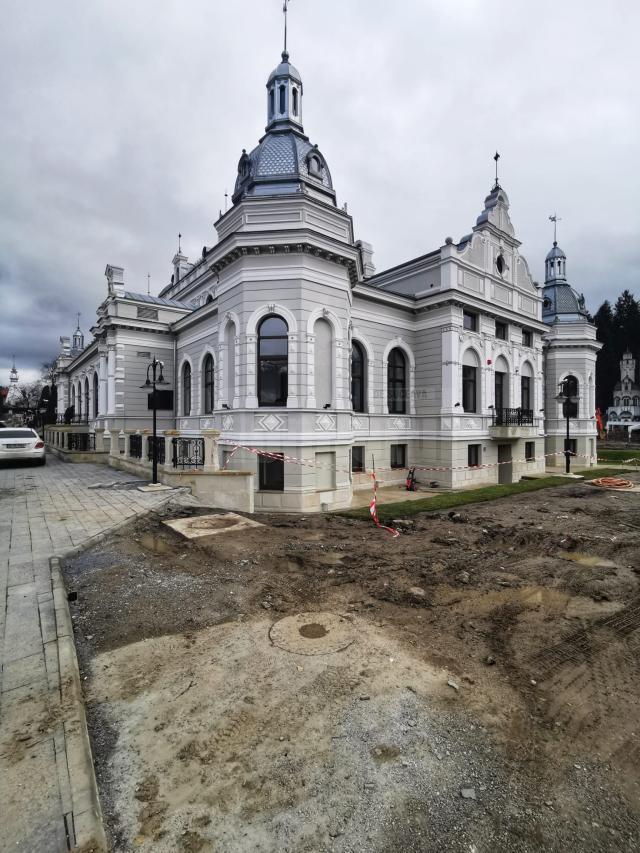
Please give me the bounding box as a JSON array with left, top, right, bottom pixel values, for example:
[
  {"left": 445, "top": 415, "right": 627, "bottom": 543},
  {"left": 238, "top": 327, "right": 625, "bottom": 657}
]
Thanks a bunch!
[{"left": 0, "top": 459, "right": 173, "bottom": 852}]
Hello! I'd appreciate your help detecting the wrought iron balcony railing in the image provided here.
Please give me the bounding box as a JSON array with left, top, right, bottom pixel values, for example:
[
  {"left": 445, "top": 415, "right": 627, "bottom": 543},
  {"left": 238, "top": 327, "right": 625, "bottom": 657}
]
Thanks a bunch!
[
  {"left": 129, "top": 434, "right": 143, "bottom": 459},
  {"left": 172, "top": 437, "right": 205, "bottom": 470},
  {"left": 147, "top": 436, "right": 165, "bottom": 465},
  {"left": 56, "top": 413, "right": 90, "bottom": 425},
  {"left": 67, "top": 432, "right": 96, "bottom": 451},
  {"left": 491, "top": 408, "right": 534, "bottom": 427}
]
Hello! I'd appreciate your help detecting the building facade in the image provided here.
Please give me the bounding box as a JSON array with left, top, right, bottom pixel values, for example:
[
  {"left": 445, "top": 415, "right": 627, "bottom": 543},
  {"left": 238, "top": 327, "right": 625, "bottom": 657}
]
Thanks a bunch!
[
  {"left": 51, "top": 46, "right": 600, "bottom": 510},
  {"left": 606, "top": 350, "right": 640, "bottom": 435}
]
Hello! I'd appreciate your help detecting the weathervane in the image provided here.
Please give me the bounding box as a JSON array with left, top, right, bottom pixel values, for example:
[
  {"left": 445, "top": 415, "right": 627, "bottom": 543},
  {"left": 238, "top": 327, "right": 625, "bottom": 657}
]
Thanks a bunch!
[
  {"left": 549, "top": 213, "right": 562, "bottom": 245},
  {"left": 493, "top": 151, "right": 500, "bottom": 189},
  {"left": 76, "top": 312, "right": 81, "bottom": 330},
  {"left": 283, "top": 0, "right": 292, "bottom": 54}
]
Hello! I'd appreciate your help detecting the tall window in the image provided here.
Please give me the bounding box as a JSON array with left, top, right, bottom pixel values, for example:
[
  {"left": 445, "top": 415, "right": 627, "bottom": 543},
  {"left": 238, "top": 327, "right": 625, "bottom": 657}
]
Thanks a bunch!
[
  {"left": 495, "top": 371, "right": 506, "bottom": 411},
  {"left": 258, "top": 315, "right": 288, "bottom": 406},
  {"left": 351, "top": 342, "right": 365, "bottom": 412},
  {"left": 521, "top": 376, "right": 531, "bottom": 410},
  {"left": 562, "top": 375, "right": 579, "bottom": 418},
  {"left": 93, "top": 372, "right": 98, "bottom": 417},
  {"left": 462, "top": 366, "right": 477, "bottom": 413},
  {"left": 463, "top": 311, "right": 477, "bottom": 332},
  {"left": 77, "top": 383, "right": 82, "bottom": 416},
  {"left": 84, "top": 378, "right": 89, "bottom": 417},
  {"left": 279, "top": 85, "right": 286, "bottom": 113},
  {"left": 203, "top": 354, "right": 214, "bottom": 414},
  {"left": 269, "top": 89, "right": 275, "bottom": 117},
  {"left": 292, "top": 87, "right": 298, "bottom": 115},
  {"left": 387, "top": 348, "right": 406, "bottom": 414},
  {"left": 182, "top": 362, "right": 191, "bottom": 416},
  {"left": 71, "top": 385, "right": 76, "bottom": 411}
]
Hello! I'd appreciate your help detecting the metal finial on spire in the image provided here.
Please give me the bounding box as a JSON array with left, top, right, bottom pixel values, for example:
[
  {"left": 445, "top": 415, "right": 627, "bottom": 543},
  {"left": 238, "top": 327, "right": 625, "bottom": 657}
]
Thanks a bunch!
[
  {"left": 147, "top": 272, "right": 151, "bottom": 295},
  {"left": 9, "top": 354, "right": 18, "bottom": 385},
  {"left": 493, "top": 151, "right": 500, "bottom": 189},
  {"left": 178, "top": 233, "right": 182, "bottom": 253},
  {"left": 76, "top": 312, "right": 81, "bottom": 331},
  {"left": 549, "top": 213, "right": 562, "bottom": 245},
  {"left": 283, "top": 0, "right": 291, "bottom": 54}
]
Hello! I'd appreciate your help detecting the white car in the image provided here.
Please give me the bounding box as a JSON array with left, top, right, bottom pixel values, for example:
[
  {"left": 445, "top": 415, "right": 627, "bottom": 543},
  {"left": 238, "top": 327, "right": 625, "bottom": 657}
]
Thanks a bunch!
[{"left": 0, "top": 428, "right": 46, "bottom": 465}]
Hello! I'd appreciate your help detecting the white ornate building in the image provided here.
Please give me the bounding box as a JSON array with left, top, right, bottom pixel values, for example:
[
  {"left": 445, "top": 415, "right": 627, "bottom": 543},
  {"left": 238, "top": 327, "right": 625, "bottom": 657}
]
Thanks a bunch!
[
  {"left": 51, "top": 43, "right": 600, "bottom": 510},
  {"left": 606, "top": 350, "right": 640, "bottom": 433}
]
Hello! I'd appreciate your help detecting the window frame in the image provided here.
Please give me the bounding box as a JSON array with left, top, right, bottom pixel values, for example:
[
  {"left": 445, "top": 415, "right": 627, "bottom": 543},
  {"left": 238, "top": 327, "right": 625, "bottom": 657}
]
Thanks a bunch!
[
  {"left": 182, "top": 362, "right": 192, "bottom": 416},
  {"left": 525, "top": 441, "right": 535, "bottom": 462},
  {"left": 387, "top": 348, "right": 407, "bottom": 415},
  {"left": 522, "top": 329, "right": 532, "bottom": 348},
  {"left": 462, "top": 365, "right": 477, "bottom": 413},
  {"left": 521, "top": 375, "right": 532, "bottom": 410},
  {"left": 203, "top": 354, "right": 215, "bottom": 414},
  {"left": 390, "top": 443, "right": 407, "bottom": 470},
  {"left": 495, "top": 321, "right": 508, "bottom": 341},
  {"left": 351, "top": 446, "right": 365, "bottom": 473},
  {"left": 257, "top": 314, "right": 289, "bottom": 407},
  {"left": 351, "top": 341, "right": 366, "bottom": 413},
  {"left": 463, "top": 311, "right": 477, "bottom": 332},
  {"left": 259, "top": 452, "right": 284, "bottom": 491},
  {"left": 468, "top": 444, "right": 480, "bottom": 468}
]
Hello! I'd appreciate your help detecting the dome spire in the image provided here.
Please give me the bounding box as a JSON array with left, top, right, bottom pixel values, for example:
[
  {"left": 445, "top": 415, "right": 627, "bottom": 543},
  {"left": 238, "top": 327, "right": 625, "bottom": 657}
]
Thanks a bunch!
[
  {"left": 283, "top": 0, "right": 291, "bottom": 55},
  {"left": 545, "top": 214, "right": 567, "bottom": 283}
]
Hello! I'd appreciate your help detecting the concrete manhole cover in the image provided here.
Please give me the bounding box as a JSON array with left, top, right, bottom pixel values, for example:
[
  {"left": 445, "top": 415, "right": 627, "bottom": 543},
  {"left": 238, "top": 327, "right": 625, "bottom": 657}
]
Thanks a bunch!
[
  {"left": 269, "top": 612, "right": 354, "bottom": 656},
  {"left": 163, "top": 512, "right": 264, "bottom": 539}
]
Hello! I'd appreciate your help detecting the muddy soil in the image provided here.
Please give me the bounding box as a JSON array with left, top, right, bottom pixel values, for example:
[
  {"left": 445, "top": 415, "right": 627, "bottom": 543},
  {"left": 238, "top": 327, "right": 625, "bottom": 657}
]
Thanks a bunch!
[{"left": 64, "top": 481, "right": 640, "bottom": 852}]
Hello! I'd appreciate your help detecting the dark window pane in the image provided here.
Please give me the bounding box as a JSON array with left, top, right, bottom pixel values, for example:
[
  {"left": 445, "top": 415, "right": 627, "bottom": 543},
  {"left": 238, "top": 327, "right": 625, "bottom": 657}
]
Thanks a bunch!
[
  {"left": 468, "top": 444, "right": 480, "bottom": 467},
  {"left": 462, "top": 365, "right": 477, "bottom": 413},
  {"left": 204, "top": 355, "right": 214, "bottom": 414},
  {"left": 183, "top": 363, "right": 191, "bottom": 416},
  {"left": 259, "top": 453, "right": 284, "bottom": 490},
  {"left": 390, "top": 444, "right": 406, "bottom": 469},
  {"left": 463, "top": 312, "right": 477, "bottom": 332},
  {"left": 259, "top": 337, "right": 288, "bottom": 356},
  {"left": 388, "top": 348, "right": 406, "bottom": 414},
  {"left": 525, "top": 441, "right": 535, "bottom": 461},
  {"left": 352, "top": 446, "right": 364, "bottom": 472},
  {"left": 521, "top": 376, "right": 531, "bottom": 410},
  {"left": 259, "top": 316, "right": 288, "bottom": 337},
  {"left": 351, "top": 342, "right": 365, "bottom": 412},
  {"left": 495, "top": 371, "right": 505, "bottom": 411}
]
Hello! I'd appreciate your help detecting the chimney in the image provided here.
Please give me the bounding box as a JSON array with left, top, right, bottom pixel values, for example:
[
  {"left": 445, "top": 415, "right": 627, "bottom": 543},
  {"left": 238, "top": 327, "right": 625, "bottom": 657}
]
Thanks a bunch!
[
  {"left": 105, "top": 264, "right": 125, "bottom": 297},
  {"left": 356, "top": 240, "right": 376, "bottom": 278}
]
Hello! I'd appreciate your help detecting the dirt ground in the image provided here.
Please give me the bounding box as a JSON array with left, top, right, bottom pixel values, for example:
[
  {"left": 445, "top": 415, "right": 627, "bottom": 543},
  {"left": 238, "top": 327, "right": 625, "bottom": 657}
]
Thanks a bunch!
[{"left": 63, "top": 477, "right": 640, "bottom": 853}]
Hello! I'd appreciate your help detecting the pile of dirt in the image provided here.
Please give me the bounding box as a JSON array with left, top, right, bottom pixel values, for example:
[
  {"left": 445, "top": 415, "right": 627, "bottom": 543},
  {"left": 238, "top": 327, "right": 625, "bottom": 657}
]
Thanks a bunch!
[{"left": 64, "top": 479, "right": 640, "bottom": 852}]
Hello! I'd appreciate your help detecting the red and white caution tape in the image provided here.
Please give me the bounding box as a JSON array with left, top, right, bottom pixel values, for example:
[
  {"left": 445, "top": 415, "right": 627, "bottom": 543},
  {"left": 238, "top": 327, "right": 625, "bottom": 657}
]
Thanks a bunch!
[{"left": 369, "top": 471, "right": 401, "bottom": 538}]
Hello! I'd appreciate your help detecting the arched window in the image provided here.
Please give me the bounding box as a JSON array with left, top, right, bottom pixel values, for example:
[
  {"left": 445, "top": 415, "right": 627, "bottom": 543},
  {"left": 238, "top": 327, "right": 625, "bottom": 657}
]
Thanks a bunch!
[
  {"left": 93, "top": 372, "right": 99, "bottom": 417},
  {"left": 71, "top": 385, "right": 76, "bottom": 411},
  {"left": 279, "top": 85, "right": 286, "bottom": 114},
  {"left": 462, "top": 350, "right": 480, "bottom": 413},
  {"left": 521, "top": 361, "right": 533, "bottom": 410},
  {"left": 564, "top": 375, "right": 578, "bottom": 397},
  {"left": 258, "top": 315, "right": 288, "bottom": 406},
  {"left": 562, "top": 375, "right": 578, "bottom": 418},
  {"left": 269, "top": 89, "right": 275, "bottom": 117},
  {"left": 182, "top": 362, "right": 192, "bottom": 416},
  {"left": 84, "top": 378, "right": 89, "bottom": 418},
  {"left": 292, "top": 87, "right": 298, "bottom": 115},
  {"left": 494, "top": 355, "right": 509, "bottom": 413},
  {"left": 351, "top": 341, "right": 366, "bottom": 413},
  {"left": 203, "top": 354, "right": 214, "bottom": 414},
  {"left": 77, "top": 383, "right": 82, "bottom": 417},
  {"left": 615, "top": 397, "right": 620, "bottom": 406},
  {"left": 387, "top": 348, "right": 406, "bottom": 414}
]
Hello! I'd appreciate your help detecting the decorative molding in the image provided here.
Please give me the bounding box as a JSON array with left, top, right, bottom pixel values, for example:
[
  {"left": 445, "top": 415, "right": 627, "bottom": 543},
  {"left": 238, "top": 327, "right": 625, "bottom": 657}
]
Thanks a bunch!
[
  {"left": 254, "top": 413, "right": 288, "bottom": 432},
  {"left": 314, "top": 413, "right": 336, "bottom": 431},
  {"left": 391, "top": 417, "right": 409, "bottom": 430},
  {"left": 463, "top": 418, "right": 479, "bottom": 429},
  {"left": 222, "top": 415, "right": 234, "bottom": 431}
]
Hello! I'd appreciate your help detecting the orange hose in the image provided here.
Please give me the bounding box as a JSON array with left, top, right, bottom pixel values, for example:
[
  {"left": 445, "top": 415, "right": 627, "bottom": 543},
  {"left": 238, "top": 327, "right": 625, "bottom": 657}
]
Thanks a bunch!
[{"left": 591, "top": 477, "right": 634, "bottom": 489}]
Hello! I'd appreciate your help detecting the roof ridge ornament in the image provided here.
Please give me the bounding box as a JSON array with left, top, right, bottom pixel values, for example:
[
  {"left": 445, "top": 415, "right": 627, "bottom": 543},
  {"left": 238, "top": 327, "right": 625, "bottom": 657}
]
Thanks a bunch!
[
  {"left": 283, "top": 0, "right": 292, "bottom": 55},
  {"left": 549, "top": 212, "right": 562, "bottom": 246}
]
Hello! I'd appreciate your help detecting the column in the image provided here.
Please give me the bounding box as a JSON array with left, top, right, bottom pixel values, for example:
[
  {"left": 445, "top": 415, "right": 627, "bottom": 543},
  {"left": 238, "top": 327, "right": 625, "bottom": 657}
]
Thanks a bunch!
[
  {"left": 98, "top": 349, "right": 108, "bottom": 416},
  {"left": 107, "top": 344, "right": 116, "bottom": 415},
  {"left": 202, "top": 429, "right": 221, "bottom": 471},
  {"left": 440, "top": 327, "right": 459, "bottom": 413}
]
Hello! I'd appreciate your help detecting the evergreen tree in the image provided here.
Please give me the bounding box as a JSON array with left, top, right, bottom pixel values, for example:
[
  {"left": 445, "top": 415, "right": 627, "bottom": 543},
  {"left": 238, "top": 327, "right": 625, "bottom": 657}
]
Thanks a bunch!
[{"left": 594, "top": 290, "right": 640, "bottom": 412}]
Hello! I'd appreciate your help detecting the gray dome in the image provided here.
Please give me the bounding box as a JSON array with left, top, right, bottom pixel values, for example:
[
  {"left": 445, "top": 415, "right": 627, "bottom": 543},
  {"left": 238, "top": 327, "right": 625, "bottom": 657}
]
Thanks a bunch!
[
  {"left": 542, "top": 282, "right": 588, "bottom": 323},
  {"left": 267, "top": 51, "right": 302, "bottom": 85},
  {"left": 545, "top": 242, "right": 566, "bottom": 261},
  {"left": 232, "top": 131, "right": 335, "bottom": 204}
]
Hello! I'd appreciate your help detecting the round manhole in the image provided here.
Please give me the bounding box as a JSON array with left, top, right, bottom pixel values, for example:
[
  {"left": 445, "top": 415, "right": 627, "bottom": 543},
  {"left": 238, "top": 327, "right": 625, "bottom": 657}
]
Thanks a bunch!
[{"left": 269, "top": 612, "right": 354, "bottom": 656}]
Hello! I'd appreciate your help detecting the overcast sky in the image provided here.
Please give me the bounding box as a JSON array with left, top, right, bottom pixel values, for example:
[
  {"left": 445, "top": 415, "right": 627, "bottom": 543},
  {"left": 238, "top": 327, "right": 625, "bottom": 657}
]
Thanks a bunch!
[{"left": 1, "top": 0, "right": 638, "bottom": 384}]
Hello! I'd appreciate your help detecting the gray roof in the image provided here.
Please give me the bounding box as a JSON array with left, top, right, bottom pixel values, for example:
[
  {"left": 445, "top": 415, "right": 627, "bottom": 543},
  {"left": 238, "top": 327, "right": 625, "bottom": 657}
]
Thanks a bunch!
[
  {"left": 233, "top": 130, "right": 334, "bottom": 203},
  {"left": 542, "top": 282, "right": 588, "bottom": 323},
  {"left": 267, "top": 51, "right": 302, "bottom": 85},
  {"left": 545, "top": 242, "right": 566, "bottom": 261},
  {"left": 124, "top": 291, "right": 190, "bottom": 309}
]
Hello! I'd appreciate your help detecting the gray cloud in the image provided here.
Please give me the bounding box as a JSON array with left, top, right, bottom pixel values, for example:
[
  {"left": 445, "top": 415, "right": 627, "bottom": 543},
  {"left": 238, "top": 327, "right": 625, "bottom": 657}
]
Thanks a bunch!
[{"left": 1, "top": 0, "right": 638, "bottom": 382}]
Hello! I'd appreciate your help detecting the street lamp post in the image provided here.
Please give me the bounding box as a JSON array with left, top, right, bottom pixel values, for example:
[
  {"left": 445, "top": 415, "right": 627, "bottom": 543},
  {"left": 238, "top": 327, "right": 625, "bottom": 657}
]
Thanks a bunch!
[
  {"left": 555, "top": 378, "right": 580, "bottom": 474},
  {"left": 140, "top": 357, "right": 169, "bottom": 484}
]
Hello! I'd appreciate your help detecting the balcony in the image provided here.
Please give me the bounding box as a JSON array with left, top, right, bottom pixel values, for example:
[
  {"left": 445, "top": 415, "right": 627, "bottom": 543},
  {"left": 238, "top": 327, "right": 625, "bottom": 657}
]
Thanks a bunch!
[{"left": 489, "top": 407, "right": 538, "bottom": 440}]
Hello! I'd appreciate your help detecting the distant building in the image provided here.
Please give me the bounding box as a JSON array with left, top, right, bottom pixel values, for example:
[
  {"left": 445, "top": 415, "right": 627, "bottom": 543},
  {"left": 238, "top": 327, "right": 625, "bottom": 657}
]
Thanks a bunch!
[
  {"left": 606, "top": 350, "right": 640, "bottom": 435},
  {"left": 51, "top": 35, "right": 601, "bottom": 509}
]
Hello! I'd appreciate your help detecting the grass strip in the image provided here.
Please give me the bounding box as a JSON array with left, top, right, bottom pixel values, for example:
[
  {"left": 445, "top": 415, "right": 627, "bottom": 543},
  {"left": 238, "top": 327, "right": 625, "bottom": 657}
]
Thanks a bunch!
[
  {"left": 343, "top": 467, "right": 633, "bottom": 520},
  {"left": 597, "top": 449, "right": 640, "bottom": 463}
]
